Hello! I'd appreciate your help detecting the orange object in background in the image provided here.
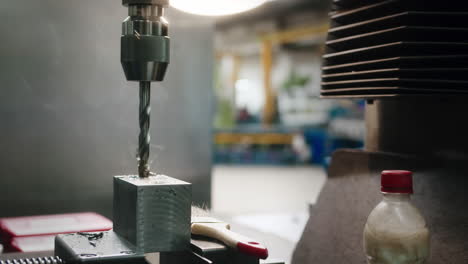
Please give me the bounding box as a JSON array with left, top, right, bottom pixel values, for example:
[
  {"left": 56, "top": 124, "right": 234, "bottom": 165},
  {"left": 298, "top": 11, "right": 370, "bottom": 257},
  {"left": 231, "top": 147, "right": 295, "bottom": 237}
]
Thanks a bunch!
[{"left": 0, "top": 212, "right": 112, "bottom": 252}]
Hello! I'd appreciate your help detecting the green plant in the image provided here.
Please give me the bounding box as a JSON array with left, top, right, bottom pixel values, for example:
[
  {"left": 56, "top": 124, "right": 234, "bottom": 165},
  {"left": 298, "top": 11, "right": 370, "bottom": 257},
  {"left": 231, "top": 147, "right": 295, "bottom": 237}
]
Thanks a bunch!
[{"left": 282, "top": 70, "right": 311, "bottom": 94}]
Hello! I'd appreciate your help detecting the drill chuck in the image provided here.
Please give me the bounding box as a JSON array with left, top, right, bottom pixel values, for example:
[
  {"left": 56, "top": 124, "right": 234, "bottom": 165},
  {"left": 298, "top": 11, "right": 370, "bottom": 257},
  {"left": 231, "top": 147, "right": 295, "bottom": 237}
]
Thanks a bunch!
[
  {"left": 122, "top": 0, "right": 169, "bottom": 7},
  {"left": 121, "top": 1, "right": 170, "bottom": 82}
]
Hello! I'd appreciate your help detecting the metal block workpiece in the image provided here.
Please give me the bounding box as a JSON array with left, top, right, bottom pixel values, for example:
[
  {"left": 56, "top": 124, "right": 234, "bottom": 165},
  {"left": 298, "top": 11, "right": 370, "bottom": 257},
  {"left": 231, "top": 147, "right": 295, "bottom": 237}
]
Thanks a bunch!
[{"left": 113, "top": 175, "right": 192, "bottom": 253}]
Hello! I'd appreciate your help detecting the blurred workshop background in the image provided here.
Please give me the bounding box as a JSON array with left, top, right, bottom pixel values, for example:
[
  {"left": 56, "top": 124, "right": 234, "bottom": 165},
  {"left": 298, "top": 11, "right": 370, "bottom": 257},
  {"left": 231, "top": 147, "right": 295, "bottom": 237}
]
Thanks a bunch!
[
  {"left": 210, "top": 0, "right": 363, "bottom": 262},
  {"left": 0, "top": 0, "right": 364, "bottom": 263}
]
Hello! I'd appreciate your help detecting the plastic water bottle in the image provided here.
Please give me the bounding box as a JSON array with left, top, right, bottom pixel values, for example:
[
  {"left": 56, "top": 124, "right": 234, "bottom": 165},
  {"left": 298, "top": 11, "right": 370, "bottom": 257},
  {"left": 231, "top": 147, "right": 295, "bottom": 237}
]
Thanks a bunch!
[{"left": 363, "top": 170, "right": 430, "bottom": 264}]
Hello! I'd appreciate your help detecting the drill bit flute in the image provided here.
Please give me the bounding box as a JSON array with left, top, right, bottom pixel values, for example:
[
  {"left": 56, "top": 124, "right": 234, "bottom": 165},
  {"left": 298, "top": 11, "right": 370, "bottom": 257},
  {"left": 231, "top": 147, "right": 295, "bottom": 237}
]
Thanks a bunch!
[
  {"left": 138, "top": 81, "right": 151, "bottom": 177},
  {"left": 120, "top": 0, "right": 170, "bottom": 177}
]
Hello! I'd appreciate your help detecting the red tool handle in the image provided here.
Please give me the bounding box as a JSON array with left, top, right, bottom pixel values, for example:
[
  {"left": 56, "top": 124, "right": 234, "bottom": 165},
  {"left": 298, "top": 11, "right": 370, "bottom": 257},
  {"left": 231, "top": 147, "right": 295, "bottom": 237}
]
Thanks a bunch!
[
  {"left": 237, "top": 241, "right": 269, "bottom": 260},
  {"left": 191, "top": 222, "right": 269, "bottom": 260}
]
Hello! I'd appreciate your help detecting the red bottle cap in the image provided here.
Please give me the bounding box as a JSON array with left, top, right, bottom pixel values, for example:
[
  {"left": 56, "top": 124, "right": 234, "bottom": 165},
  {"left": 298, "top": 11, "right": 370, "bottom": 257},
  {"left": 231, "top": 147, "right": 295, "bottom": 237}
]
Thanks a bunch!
[{"left": 381, "top": 170, "right": 413, "bottom": 194}]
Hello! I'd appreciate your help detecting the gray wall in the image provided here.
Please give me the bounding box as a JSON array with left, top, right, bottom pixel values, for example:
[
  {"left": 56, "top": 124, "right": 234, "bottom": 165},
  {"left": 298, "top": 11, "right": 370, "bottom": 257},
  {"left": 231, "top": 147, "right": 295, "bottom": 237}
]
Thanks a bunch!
[{"left": 0, "top": 1, "right": 213, "bottom": 218}]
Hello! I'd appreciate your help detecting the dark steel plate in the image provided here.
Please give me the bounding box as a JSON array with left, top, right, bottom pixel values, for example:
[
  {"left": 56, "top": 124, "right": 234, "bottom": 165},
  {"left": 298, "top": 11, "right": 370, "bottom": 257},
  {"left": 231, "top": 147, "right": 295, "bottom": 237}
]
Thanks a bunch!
[
  {"left": 322, "top": 68, "right": 468, "bottom": 82},
  {"left": 322, "top": 56, "right": 468, "bottom": 74},
  {"left": 327, "top": 26, "right": 468, "bottom": 52},
  {"left": 322, "top": 78, "right": 468, "bottom": 90},
  {"left": 324, "top": 42, "right": 468, "bottom": 66},
  {"left": 329, "top": 12, "right": 468, "bottom": 39}
]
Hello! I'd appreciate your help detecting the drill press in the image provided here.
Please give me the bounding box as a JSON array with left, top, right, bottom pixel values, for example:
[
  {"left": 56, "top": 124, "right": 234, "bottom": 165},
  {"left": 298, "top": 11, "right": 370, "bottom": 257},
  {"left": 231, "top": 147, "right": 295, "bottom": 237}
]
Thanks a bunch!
[
  {"left": 0, "top": 1, "right": 279, "bottom": 263},
  {"left": 121, "top": 0, "right": 170, "bottom": 178}
]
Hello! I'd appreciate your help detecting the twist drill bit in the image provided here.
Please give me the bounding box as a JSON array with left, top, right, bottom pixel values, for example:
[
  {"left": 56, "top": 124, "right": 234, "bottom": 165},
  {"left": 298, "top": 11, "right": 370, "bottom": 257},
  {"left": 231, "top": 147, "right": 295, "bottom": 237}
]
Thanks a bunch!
[
  {"left": 121, "top": 2, "right": 169, "bottom": 177},
  {"left": 138, "top": 81, "right": 151, "bottom": 177}
]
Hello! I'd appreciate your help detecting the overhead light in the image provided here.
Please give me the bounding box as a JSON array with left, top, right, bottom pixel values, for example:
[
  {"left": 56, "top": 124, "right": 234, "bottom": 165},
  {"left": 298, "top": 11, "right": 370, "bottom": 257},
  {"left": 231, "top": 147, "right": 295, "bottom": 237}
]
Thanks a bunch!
[{"left": 170, "top": 0, "right": 268, "bottom": 16}]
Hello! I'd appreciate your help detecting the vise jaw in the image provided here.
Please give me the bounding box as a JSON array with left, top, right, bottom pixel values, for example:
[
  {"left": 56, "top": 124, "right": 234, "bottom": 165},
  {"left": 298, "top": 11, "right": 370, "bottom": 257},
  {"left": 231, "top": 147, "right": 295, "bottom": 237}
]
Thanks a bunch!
[
  {"left": 53, "top": 175, "right": 281, "bottom": 264},
  {"left": 55, "top": 175, "right": 192, "bottom": 264}
]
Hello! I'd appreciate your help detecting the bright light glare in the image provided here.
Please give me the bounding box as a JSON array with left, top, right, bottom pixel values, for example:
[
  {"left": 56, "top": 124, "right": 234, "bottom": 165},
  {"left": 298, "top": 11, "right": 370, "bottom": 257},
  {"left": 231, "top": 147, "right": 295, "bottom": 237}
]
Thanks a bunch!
[{"left": 170, "top": 0, "right": 268, "bottom": 16}]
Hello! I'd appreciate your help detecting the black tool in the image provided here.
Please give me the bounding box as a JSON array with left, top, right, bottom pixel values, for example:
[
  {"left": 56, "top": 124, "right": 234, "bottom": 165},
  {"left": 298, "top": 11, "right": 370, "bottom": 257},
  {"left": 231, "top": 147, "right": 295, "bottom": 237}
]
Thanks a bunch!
[{"left": 120, "top": 0, "right": 170, "bottom": 177}]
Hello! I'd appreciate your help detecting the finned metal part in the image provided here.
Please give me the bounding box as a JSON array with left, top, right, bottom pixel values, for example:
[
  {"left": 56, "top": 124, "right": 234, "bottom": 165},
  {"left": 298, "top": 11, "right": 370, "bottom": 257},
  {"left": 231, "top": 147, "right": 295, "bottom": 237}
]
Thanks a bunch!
[{"left": 138, "top": 81, "right": 151, "bottom": 178}]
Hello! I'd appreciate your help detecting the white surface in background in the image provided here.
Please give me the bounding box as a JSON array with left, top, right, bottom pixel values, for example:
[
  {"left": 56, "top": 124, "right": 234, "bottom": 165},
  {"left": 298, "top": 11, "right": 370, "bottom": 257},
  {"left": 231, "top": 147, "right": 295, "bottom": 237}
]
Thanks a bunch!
[
  {"left": 232, "top": 211, "right": 309, "bottom": 243},
  {"left": 235, "top": 78, "right": 265, "bottom": 114},
  {"left": 212, "top": 166, "right": 326, "bottom": 214},
  {"left": 0, "top": 243, "right": 3, "bottom": 254},
  {"left": 212, "top": 165, "right": 327, "bottom": 263}
]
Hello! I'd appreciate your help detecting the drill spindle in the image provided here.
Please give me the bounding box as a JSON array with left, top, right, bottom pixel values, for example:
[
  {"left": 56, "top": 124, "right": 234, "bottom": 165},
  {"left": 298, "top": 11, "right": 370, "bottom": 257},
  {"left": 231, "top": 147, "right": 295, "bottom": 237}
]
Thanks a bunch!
[
  {"left": 138, "top": 81, "right": 151, "bottom": 177},
  {"left": 121, "top": 1, "right": 169, "bottom": 177}
]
